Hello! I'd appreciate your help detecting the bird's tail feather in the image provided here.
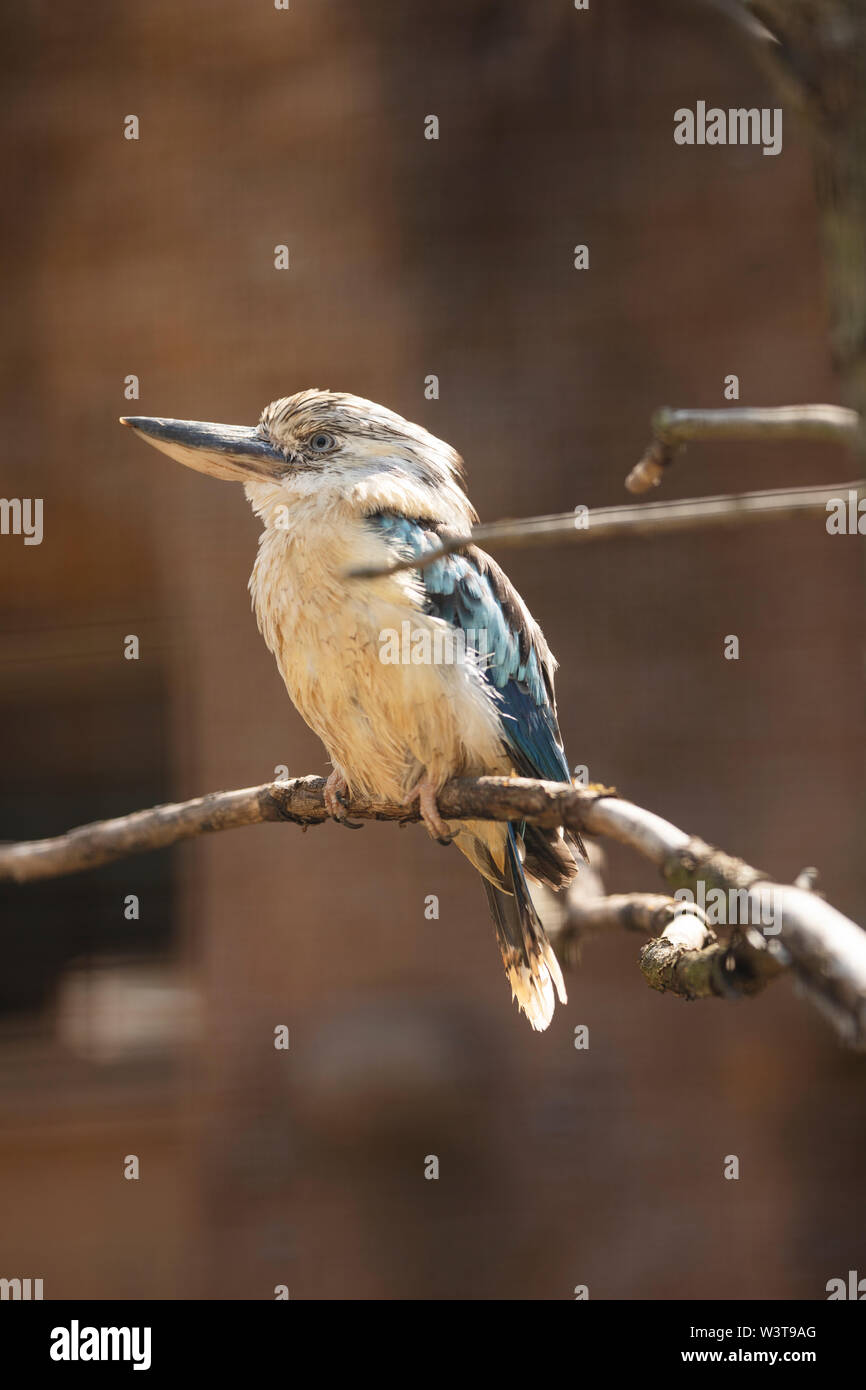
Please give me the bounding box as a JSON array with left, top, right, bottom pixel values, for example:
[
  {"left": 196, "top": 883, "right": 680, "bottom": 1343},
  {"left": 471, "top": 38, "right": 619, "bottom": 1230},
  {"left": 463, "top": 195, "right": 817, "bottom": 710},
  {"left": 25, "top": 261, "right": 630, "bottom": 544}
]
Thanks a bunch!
[
  {"left": 483, "top": 825, "right": 567, "bottom": 1032},
  {"left": 523, "top": 822, "right": 583, "bottom": 889}
]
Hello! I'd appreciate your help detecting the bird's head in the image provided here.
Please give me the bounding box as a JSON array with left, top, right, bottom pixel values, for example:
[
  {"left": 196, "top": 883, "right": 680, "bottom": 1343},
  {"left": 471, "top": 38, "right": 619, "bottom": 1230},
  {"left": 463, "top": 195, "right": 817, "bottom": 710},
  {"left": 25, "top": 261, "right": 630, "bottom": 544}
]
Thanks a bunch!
[{"left": 121, "top": 389, "right": 476, "bottom": 528}]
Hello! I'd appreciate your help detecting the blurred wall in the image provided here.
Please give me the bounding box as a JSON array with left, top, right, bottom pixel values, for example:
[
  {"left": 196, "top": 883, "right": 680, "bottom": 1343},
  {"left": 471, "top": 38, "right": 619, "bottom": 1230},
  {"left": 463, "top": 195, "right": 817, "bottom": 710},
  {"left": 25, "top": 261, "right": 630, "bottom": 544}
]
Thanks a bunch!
[{"left": 0, "top": 0, "right": 864, "bottom": 1299}]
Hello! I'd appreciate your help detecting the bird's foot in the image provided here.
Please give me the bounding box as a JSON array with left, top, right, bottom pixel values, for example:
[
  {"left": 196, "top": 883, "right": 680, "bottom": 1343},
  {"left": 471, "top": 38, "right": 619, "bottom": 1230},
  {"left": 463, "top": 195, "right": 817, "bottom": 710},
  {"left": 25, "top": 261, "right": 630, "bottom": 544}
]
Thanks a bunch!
[
  {"left": 407, "top": 778, "right": 454, "bottom": 846},
  {"left": 323, "top": 770, "right": 363, "bottom": 829}
]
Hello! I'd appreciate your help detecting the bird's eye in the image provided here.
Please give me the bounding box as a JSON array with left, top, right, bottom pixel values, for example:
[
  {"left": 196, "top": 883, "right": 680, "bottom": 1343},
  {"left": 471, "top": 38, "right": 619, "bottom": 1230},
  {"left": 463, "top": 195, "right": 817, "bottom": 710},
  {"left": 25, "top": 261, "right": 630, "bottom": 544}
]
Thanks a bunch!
[{"left": 309, "top": 432, "right": 336, "bottom": 452}]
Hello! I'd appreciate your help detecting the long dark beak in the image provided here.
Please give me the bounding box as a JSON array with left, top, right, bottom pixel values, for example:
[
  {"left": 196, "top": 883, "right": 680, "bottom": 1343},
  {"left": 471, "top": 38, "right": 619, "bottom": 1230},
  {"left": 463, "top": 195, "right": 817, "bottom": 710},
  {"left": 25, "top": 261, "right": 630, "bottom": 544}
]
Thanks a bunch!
[{"left": 120, "top": 415, "right": 285, "bottom": 483}]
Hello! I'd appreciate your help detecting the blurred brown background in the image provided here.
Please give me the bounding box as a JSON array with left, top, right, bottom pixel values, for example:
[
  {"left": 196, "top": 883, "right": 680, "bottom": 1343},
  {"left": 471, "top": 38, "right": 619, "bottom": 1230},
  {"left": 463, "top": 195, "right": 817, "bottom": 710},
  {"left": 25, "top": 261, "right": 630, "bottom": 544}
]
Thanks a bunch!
[{"left": 0, "top": 0, "right": 864, "bottom": 1299}]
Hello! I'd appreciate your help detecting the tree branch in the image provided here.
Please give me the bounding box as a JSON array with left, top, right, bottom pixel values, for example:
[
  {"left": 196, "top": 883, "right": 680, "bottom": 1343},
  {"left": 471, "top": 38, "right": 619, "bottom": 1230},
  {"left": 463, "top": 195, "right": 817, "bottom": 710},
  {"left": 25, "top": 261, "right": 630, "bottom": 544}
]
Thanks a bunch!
[
  {"left": 625, "top": 405, "right": 860, "bottom": 494},
  {"left": 2, "top": 776, "right": 864, "bottom": 1044},
  {"left": 346, "top": 479, "right": 862, "bottom": 580},
  {"left": 554, "top": 886, "right": 785, "bottom": 1001}
]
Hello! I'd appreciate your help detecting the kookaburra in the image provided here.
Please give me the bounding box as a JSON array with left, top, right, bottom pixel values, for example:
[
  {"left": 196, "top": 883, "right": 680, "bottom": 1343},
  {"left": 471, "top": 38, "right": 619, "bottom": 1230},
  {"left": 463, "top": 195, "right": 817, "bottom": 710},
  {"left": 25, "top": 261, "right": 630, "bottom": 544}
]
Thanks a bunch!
[{"left": 122, "top": 392, "right": 582, "bottom": 1030}]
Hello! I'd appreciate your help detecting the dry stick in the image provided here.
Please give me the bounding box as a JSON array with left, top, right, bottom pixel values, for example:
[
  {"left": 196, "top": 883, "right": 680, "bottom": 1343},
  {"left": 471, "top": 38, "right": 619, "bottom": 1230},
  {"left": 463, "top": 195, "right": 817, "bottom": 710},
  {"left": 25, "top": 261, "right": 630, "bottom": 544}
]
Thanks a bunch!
[
  {"left": 1, "top": 775, "right": 864, "bottom": 1043},
  {"left": 626, "top": 404, "right": 860, "bottom": 494},
  {"left": 556, "top": 888, "right": 785, "bottom": 1001},
  {"left": 637, "top": 918, "right": 785, "bottom": 1002},
  {"left": 586, "top": 794, "right": 866, "bottom": 1045},
  {"left": 347, "top": 480, "right": 863, "bottom": 580}
]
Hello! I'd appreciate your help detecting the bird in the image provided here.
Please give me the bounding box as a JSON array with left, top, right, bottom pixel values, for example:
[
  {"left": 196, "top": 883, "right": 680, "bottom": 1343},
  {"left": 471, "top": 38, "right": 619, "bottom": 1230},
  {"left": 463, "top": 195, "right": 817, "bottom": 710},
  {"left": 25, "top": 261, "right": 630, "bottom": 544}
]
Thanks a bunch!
[{"left": 121, "top": 391, "right": 583, "bottom": 1030}]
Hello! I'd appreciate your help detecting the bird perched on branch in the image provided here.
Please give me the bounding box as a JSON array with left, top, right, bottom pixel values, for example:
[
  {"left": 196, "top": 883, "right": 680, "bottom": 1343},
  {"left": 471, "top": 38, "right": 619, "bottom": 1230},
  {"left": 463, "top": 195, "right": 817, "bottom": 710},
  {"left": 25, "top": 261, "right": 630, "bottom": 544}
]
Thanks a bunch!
[{"left": 121, "top": 392, "right": 582, "bottom": 1029}]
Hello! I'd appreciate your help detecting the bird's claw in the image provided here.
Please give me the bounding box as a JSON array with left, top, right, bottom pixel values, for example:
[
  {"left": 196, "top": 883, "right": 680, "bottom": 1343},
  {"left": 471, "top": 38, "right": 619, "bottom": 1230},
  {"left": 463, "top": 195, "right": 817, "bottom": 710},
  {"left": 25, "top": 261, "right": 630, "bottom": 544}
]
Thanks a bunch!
[
  {"left": 324, "top": 771, "right": 362, "bottom": 827},
  {"left": 335, "top": 791, "right": 363, "bottom": 829},
  {"left": 408, "top": 778, "right": 454, "bottom": 845}
]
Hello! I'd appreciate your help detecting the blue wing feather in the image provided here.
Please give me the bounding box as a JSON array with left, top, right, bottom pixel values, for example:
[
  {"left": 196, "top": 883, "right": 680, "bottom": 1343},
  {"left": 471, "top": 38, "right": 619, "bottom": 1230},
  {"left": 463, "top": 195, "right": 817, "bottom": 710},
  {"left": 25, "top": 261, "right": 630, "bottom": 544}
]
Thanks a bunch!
[{"left": 368, "top": 514, "right": 571, "bottom": 784}]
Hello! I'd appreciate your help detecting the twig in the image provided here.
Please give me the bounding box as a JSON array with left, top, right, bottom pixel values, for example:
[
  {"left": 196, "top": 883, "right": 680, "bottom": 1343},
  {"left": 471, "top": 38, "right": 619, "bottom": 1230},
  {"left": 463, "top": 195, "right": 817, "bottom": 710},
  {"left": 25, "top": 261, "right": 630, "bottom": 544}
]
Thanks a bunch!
[
  {"left": 2, "top": 775, "right": 864, "bottom": 1044},
  {"left": 346, "top": 480, "right": 862, "bottom": 580},
  {"left": 556, "top": 887, "right": 784, "bottom": 1000},
  {"left": 626, "top": 405, "right": 860, "bottom": 494},
  {"left": 559, "top": 890, "right": 695, "bottom": 941},
  {"left": 550, "top": 838, "right": 790, "bottom": 1003},
  {"left": 639, "top": 919, "right": 785, "bottom": 1001}
]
